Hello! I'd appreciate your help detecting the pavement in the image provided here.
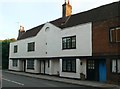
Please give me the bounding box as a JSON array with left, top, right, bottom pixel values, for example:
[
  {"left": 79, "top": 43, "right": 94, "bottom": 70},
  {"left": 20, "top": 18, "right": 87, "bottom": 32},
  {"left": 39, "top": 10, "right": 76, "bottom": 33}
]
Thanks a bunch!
[{"left": 3, "top": 70, "right": 120, "bottom": 89}]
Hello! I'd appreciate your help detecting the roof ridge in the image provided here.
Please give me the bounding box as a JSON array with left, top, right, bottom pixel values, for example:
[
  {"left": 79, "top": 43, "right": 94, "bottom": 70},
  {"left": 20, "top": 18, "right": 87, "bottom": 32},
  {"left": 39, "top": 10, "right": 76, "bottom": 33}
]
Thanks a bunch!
[{"left": 17, "top": 1, "right": 119, "bottom": 40}]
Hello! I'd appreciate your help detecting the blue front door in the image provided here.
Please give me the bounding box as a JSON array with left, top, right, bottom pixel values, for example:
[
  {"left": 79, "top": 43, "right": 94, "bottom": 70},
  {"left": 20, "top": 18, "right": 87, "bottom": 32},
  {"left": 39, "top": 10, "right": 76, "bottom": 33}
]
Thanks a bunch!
[{"left": 99, "top": 59, "right": 106, "bottom": 82}]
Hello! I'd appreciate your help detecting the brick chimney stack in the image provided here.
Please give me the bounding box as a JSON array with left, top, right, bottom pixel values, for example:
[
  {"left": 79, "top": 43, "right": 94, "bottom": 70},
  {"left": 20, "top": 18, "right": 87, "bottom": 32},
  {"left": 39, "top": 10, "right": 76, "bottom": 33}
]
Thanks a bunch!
[
  {"left": 17, "top": 25, "right": 25, "bottom": 40},
  {"left": 62, "top": 0, "right": 72, "bottom": 17}
]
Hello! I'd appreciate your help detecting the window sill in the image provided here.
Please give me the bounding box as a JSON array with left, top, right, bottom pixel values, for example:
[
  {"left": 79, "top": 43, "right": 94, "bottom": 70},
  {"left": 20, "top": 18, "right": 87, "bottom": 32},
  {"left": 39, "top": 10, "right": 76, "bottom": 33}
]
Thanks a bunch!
[
  {"left": 27, "top": 68, "right": 34, "bottom": 70},
  {"left": 13, "top": 66, "right": 18, "bottom": 67},
  {"left": 111, "top": 72, "right": 120, "bottom": 74},
  {"left": 62, "top": 71, "right": 76, "bottom": 73},
  {"left": 27, "top": 51, "right": 35, "bottom": 52},
  {"left": 62, "top": 48, "right": 76, "bottom": 50}
]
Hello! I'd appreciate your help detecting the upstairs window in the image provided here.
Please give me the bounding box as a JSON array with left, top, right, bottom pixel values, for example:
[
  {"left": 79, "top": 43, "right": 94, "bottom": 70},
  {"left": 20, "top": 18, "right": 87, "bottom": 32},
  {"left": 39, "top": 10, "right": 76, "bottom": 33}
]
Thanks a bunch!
[
  {"left": 14, "top": 45, "right": 18, "bottom": 53},
  {"left": 110, "top": 26, "right": 120, "bottom": 43},
  {"left": 62, "top": 36, "right": 76, "bottom": 50},
  {"left": 28, "top": 42, "right": 35, "bottom": 52}
]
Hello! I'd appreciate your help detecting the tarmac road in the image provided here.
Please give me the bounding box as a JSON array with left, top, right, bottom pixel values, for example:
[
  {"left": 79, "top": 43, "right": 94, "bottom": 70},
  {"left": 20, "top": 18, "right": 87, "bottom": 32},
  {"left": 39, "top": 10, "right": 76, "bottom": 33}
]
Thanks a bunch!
[{"left": 2, "top": 71, "right": 99, "bottom": 88}]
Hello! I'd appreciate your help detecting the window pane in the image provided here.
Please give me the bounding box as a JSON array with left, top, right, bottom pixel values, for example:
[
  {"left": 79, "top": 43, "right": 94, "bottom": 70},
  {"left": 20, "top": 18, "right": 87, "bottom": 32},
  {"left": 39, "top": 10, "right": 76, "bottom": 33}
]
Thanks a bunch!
[
  {"left": 14, "top": 45, "right": 17, "bottom": 53},
  {"left": 28, "top": 42, "right": 35, "bottom": 52},
  {"left": 62, "top": 59, "right": 76, "bottom": 72},
  {"left": 72, "top": 60, "right": 76, "bottom": 72},
  {"left": 110, "top": 27, "right": 120, "bottom": 43},
  {"left": 62, "top": 36, "right": 76, "bottom": 49},
  {"left": 116, "top": 28, "right": 120, "bottom": 42},
  {"left": 117, "top": 59, "right": 120, "bottom": 73},
  {"left": 13, "top": 59, "right": 18, "bottom": 67},
  {"left": 48, "top": 60, "right": 50, "bottom": 68},
  {"left": 111, "top": 29, "right": 116, "bottom": 42},
  {"left": 72, "top": 36, "right": 76, "bottom": 48},
  {"left": 66, "top": 38, "right": 71, "bottom": 48},
  {"left": 67, "top": 60, "right": 71, "bottom": 71},
  {"left": 62, "top": 38, "right": 66, "bottom": 49},
  {"left": 62, "top": 60, "right": 66, "bottom": 71},
  {"left": 27, "top": 59, "right": 34, "bottom": 69},
  {"left": 112, "top": 59, "right": 116, "bottom": 73},
  {"left": 88, "top": 60, "right": 95, "bottom": 69}
]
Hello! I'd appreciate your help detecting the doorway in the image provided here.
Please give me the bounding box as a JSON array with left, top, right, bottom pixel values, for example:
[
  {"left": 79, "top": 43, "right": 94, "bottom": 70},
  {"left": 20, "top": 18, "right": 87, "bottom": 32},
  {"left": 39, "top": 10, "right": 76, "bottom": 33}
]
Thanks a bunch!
[
  {"left": 40, "top": 60, "right": 45, "bottom": 74},
  {"left": 99, "top": 59, "right": 106, "bottom": 82},
  {"left": 87, "top": 59, "right": 96, "bottom": 80},
  {"left": 23, "top": 60, "right": 26, "bottom": 72}
]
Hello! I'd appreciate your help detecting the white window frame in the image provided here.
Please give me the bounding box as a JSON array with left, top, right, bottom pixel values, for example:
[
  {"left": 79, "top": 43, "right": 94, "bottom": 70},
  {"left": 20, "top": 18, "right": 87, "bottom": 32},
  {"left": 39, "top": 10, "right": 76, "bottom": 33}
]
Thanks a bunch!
[{"left": 110, "top": 26, "right": 120, "bottom": 43}]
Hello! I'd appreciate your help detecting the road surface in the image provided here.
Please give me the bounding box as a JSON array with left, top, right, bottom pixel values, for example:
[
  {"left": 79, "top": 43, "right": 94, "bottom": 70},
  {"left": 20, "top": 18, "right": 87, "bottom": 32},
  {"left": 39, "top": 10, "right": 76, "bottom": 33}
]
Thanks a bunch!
[{"left": 2, "top": 71, "right": 99, "bottom": 88}]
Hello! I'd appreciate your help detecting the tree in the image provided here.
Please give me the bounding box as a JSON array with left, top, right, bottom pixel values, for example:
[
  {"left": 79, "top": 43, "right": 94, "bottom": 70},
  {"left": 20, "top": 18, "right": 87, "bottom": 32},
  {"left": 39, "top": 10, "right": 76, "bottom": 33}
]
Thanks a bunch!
[{"left": 2, "top": 38, "right": 16, "bottom": 69}]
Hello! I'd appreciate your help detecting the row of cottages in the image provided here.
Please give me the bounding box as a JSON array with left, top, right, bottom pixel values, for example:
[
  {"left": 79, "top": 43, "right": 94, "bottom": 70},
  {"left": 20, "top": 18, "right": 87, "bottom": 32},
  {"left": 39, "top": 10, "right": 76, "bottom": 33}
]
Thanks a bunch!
[{"left": 9, "top": 1, "right": 120, "bottom": 84}]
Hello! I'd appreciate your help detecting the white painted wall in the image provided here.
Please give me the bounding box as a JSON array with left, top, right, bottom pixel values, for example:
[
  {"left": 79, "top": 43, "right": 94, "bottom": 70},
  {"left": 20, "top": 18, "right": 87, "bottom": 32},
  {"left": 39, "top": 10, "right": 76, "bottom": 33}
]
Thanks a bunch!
[
  {"left": 24, "top": 59, "right": 59, "bottom": 75},
  {"left": 80, "top": 59, "right": 87, "bottom": 78},
  {"left": 9, "top": 22, "right": 92, "bottom": 59},
  {"left": 9, "top": 22, "right": 91, "bottom": 78},
  {"left": 9, "top": 23, "right": 61, "bottom": 59},
  {"left": 50, "top": 59, "right": 60, "bottom": 75},
  {"left": 40, "top": 60, "right": 45, "bottom": 74},
  {"left": 19, "top": 60, "right": 24, "bottom": 71},
  {"left": 61, "top": 23, "right": 92, "bottom": 57},
  {"left": 45, "top": 60, "right": 50, "bottom": 74}
]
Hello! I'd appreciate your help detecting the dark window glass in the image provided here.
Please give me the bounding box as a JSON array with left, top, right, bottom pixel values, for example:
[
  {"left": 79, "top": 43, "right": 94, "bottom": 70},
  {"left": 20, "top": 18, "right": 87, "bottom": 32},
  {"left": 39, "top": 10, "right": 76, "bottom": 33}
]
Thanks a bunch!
[
  {"left": 48, "top": 60, "right": 50, "bottom": 68},
  {"left": 27, "top": 59, "right": 34, "bottom": 69},
  {"left": 62, "top": 59, "right": 76, "bottom": 72},
  {"left": 28, "top": 42, "right": 35, "bottom": 52},
  {"left": 72, "top": 36, "right": 76, "bottom": 48},
  {"left": 12, "top": 59, "right": 18, "bottom": 67},
  {"left": 62, "top": 60, "right": 67, "bottom": 71},
  {"left": 62, "top": 36, "right": 76, "bottom": 49},
  {"left": 62, "top": 39, "right": 67, "bottom": 49},
  {"left": 14, "top": 45, "right": 18, "bottom": 53},
  {"left": 88, "top": 60, "right": 95, "bottom": 69}
]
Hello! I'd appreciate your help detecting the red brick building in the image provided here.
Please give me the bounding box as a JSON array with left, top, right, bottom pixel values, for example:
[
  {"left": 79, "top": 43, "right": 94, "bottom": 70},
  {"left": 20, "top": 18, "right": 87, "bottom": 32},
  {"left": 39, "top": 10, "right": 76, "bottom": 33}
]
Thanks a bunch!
[{"left": 91, "top": 2, "right": 120, "bottom": 84}]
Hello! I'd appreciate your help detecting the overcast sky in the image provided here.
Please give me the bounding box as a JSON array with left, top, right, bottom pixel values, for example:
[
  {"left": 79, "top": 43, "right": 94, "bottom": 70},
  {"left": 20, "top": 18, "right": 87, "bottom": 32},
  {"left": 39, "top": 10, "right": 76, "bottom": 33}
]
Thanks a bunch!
[{"left": 0, "top": 0, "right": 119, "bottom": 40}]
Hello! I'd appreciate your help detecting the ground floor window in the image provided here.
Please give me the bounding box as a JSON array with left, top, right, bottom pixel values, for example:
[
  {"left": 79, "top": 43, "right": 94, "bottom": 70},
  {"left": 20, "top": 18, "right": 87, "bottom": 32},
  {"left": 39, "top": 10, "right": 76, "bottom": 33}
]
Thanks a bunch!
[
  {"left": 111, "top": 59, "right": 120, "bottom": 73},
  {"left": 12, "top": 59, "right": 18, "bottom": 67},
  {"left": 27, "top": 59, "right": 34, "bottom": 69},
  {"left": 48, "top": 60, "right": 50, "bottom": 68},
  {"left": 62, "top": 59, "right": 76, "bottom": 72}
]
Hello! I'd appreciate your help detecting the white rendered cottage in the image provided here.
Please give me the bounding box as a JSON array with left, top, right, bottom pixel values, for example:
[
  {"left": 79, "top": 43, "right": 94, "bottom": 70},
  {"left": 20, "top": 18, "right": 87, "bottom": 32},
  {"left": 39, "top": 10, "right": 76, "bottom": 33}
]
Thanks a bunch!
[{"left": 9, "top": 1, "right": 92, "bottom": 79}]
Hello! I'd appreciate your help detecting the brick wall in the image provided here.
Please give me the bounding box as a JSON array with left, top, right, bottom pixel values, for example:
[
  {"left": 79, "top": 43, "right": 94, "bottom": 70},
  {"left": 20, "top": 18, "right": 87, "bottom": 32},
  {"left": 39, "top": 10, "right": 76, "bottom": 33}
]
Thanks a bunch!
[
  {"left": 92, "top": 17, "right": 120, "bottom": 84},
  {"left": 92, "top": 17, "right": 120, "bottom": 56},
  {"left": 106, "top": 58, "right": 120, "bottom": 85}
]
